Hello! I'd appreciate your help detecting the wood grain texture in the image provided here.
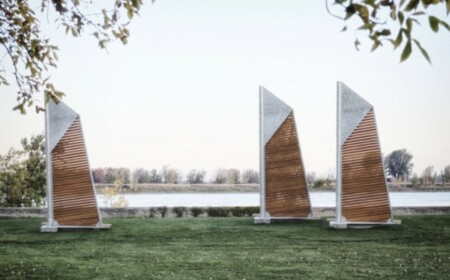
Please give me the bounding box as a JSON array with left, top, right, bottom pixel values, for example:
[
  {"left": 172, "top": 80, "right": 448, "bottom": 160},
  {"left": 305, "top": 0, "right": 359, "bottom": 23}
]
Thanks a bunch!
[
  {"left": 52, "top": 117, "right": 100, "bottom": 226},
  {"left": 265, "top": 113, "right": 312, "bottom": 217},
  {"left": 342, "top": 109, "right": 391, "bottom": 222}
]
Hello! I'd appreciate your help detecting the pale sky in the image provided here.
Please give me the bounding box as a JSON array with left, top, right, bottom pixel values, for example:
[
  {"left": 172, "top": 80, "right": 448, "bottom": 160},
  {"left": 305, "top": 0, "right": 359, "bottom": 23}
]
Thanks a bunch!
[{"left": 1, "top": 0, "right": 449, "bottom": 179}]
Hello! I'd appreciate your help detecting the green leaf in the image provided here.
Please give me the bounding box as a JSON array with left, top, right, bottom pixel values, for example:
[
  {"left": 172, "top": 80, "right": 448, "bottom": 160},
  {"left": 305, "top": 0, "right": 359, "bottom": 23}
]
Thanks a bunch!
[
  {"left": 400, "top": 40, "right": 412, "bottom": 63},
  {"left": 447, "top": 0, "right": 450, "bottom": 15},
  {"left": 390, "top": 4, "right": 397, "bottom": 20},
  {"left": 377, "top": 29, "right": 391, "bottom": 36},
  {"left": 410, "top": 18, "right": 421, "bottom": 25},
  {"left": 363, "top": 0, "right": 376, "bottom": 8},
  {"left": 412, "top": 11, "right": 425, "bottom": 16},
  {"left": 354, "top": 38, "right": 361, "bottom": 50},
  {"left": 127, "top": 5, "right": 133, "bottom": 20},
  {"left": 345, "top": 9, "right": 355, "bottom": 20},
  {"left": 402, "top": 28, "right": 411, "bottom": 40},
  {"left": 413, "top": 39, "right": 432, "bottom": 64},
  {"left": 406, "top": 18, "right": 413, "bottom": 32},
  {"left": 398, "top": 11, "right": 405, "bottom": 25},
  {"left": 405, "top": 0, "right": 420, "bottom": 12},
  {"left": 71, "top": 27, "right": 78, "bottom": 37},
  {"left": 13, "top": 104, "right": 26, "bottom": 115},
  {"left": 358, "top": 23, "right": 374, "bottom": 32},
  {"left": 354, "top": 4, "right": 370, "bottom": 23},
  {"left": 371, "top": 41, "right": 381, "bottom": 52},
  {"left": 393, "top": 33, "right": 401, "bottom": 46},
  {"left": 429, "top": 16, "right": 439, "bottom": 32},
  {"left": 131, "top": 0, "right": 141, "bottom": 9},
  {"left": 0, "top": 75, "right": 9, "bottom": 86},
  {"left": 421, "top": 0, "right": 434, "bottom": 7},
  {"left": 440, "top": 19, "right": 450, "bottom": 31}
]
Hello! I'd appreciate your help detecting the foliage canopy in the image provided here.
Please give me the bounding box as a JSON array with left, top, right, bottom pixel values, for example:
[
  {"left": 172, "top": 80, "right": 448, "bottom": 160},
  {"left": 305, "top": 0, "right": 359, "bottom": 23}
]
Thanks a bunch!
[
  {"left": 384, "top": 149, "right": 414, "bottom": 179},
  {"left": 328, "top": 0, "right": 450, "bottom": 63},
  {"left": 0, "top": 134, "right": 46, "bottom": 207}
]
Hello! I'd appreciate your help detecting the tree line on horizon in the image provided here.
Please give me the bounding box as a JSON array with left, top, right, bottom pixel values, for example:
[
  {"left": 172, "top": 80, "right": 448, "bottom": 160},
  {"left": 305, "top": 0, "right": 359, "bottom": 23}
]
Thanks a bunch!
[
  {"left": 1, "top": 134, "right": 450, "bottom": 207},
  {"left": 91, "top": 166, "right": 259, "bottom": 185}
]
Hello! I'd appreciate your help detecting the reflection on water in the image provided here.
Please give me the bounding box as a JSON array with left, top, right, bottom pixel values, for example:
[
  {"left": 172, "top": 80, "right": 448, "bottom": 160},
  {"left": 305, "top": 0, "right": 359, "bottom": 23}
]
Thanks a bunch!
[{"left": 97, "top": 192, "right": 450, "bottom": 208}]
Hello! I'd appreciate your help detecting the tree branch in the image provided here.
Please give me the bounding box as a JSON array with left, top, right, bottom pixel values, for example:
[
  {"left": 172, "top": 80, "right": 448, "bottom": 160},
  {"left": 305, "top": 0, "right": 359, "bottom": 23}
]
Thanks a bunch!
[{"left": 325, "top": 0, "right": 345, "bottom": 20}]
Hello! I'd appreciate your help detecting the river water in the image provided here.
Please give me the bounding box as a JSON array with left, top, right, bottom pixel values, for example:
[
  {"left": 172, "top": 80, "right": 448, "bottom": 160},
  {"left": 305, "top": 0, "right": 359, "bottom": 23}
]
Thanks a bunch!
[{"left": 97, "top": 192, "right": 450, "bottom": 207}]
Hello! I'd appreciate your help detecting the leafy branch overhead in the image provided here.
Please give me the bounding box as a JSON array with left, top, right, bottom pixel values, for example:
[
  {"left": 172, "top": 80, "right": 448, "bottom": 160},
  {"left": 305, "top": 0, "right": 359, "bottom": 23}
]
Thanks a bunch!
[
  {"left": 328, "top": 0, "right": 450, "bottom": 63},
  {"left": 0, "top": 0, "right": 151, "bottom": 114}
]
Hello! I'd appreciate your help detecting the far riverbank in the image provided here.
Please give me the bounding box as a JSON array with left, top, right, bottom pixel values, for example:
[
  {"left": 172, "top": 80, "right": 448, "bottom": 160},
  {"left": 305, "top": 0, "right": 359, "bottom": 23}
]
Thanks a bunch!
[{"left": 95, "top": 183, "right": 450, "bottom": 193}]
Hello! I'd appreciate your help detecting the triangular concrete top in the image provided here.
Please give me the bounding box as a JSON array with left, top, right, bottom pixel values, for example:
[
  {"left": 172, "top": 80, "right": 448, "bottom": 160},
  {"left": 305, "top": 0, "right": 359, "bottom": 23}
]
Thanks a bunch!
[
  {"left": 338, "top": 82, "right": 373, "bottom": 144},
  {"left": 261, "top": 86, "right": 293, "bottom": 145},
  {"left": 47, "top": 99, "right": 79, "bottom": 152}
]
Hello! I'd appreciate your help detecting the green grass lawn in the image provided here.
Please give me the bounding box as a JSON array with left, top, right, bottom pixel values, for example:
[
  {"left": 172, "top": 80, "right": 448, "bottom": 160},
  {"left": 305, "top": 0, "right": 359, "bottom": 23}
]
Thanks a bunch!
[{"left": 0, "top": 216, "right": 449, "bottom": 279}]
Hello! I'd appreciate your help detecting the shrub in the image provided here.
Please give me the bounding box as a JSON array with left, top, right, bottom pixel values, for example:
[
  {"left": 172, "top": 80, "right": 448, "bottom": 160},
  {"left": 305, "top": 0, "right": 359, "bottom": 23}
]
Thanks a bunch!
[
  {"left": 206, "top": 207, "right": 230, "bottom": 217},
  {"left": 0, "top": 134, "right": 45, "bottom": 207},
  {"left": 157, "top": 207, "right": 168, "bottom": 218},
  {"left": 172, "top": 207, "right": 188, "bottom": 218},
  {"left": 231, "top": 207, "right": 244, "bottom": 217},
  {"left": 242, "top": 207, "right": 259, "bottom": 217},
  {"left": 149, "top": 207, "right": 157, "bottom": 218},
  {"left": 190, "top": 207, "right": 204, "bottom": 217}
]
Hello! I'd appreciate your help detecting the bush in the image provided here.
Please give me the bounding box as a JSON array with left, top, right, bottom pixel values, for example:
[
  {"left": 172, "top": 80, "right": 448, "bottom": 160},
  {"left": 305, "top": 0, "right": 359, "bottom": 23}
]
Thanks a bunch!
[
  {"left": 172, "top": 207, "right": 188, "bottom": 218},
  {"left": 190, "top": 207, "right": 204, "bottom": 217},
  {"left": 0, "top": 134, "right": 45, "bottom": 207},
  {"left": 242, "top": 207, "right": 259, "bottom": 217},
  {"left": 157, "top": 207, "right": 168, "bottom": 218},
  {"left": 311, "top": 178, "right": 333, "bottom": 189},
  {"left": 231, "top": 207, "right": 244, "bottom": 217},
  {"left": 206, "top": 207, "right": 230, "bottom": 217},
  {"left": 149, "top": 207, "right": 157, "bottom": 218}
]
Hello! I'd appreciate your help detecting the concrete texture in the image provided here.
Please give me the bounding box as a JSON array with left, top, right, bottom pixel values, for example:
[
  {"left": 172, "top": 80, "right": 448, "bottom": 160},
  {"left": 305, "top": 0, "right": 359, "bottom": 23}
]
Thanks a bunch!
[
  {"left": 48, "top": 99, "right": 79, "bottom": 151},
  {"left": 338, "top": 81, "right": 373, "bottom": 144},
  {"left": 261, "top": 86, "right": 293, "bottom": 145}
]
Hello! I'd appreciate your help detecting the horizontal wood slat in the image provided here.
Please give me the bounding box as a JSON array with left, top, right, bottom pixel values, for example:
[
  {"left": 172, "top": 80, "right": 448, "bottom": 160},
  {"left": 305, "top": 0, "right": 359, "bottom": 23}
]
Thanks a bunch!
[
  {"left": 52, "top": 117, "right": 100, "bottom": 226},
  {"left": 342, "top": 109, "right": 391, "bottom": 222},
  {"left": 265, "top": 113, "right": 311, "bottom": 217}
]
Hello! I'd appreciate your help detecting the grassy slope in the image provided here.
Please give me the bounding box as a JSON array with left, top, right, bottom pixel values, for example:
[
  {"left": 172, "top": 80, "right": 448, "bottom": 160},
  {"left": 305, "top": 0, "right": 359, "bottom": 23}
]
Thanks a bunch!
[{"left": 0, "top": 216, "right": 449, "bottom": 279}]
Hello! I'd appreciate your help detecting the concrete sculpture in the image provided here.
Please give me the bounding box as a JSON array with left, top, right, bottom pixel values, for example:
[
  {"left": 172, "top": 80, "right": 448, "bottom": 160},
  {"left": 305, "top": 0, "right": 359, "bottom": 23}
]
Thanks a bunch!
[
  {"left": 255, "top": 86, "right": 314, "bottom": 223},
  {"left": 41, "top": 99, "right": 109, "bottom": 232},
  {"left": 330, "top": 82, "right": 399, "bottom": 229}
]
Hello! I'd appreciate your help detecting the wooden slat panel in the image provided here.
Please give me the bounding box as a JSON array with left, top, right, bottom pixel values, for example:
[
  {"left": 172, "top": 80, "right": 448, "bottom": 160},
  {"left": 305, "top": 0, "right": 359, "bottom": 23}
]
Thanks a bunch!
[
  {"left": 52, "top": 117, "right": 100, "bottom": 226},
  {"left": 265, "top": 113, "right": 311, "bottom": 217},
  {"left": 342, "top": 109, "right": 391, "bottom": 222}
]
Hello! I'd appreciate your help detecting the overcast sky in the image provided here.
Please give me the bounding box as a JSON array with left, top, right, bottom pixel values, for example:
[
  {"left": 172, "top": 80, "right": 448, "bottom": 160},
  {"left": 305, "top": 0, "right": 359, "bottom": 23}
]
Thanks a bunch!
[{"left": 1, "top": 0, "right": 449, "bottom": 179}]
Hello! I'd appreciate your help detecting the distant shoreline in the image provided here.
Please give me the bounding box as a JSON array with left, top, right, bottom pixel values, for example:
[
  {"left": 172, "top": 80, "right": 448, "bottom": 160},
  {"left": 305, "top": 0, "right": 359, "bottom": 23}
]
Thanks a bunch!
[
  {"left": 95, "top": 183, "right": 450, "bottom": 193},
  {"left": 2, "top": 206, "right": 449, "bottom": 218}
]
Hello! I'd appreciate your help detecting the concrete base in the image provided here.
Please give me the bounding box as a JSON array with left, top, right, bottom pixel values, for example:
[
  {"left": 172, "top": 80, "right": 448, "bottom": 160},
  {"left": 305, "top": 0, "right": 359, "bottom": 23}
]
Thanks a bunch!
[
  {"left": 40, "top": 222, "right": 111, "bottom": 232},
  {"left": 40, "top": 224, "right": 59, "bottom": 232},
  {"left": 329, "top": 219, "right": 401, "bottom": 229},
  {"left": 254, "top": 216, "right": 272, "bottom": 224},
  {"left": 254, "top": 213, "right": 317, "bottom": 224},
  {"left": 329, "top": 221, "right": 349, "bottom": 229}
]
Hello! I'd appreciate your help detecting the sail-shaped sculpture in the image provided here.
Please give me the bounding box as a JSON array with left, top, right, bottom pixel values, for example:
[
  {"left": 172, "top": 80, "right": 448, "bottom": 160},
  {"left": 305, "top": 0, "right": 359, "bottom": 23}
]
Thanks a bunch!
[
  {"left": 255, "top": 87, "right": 314, "bottom": 224},
  {"left": 41, "top": 99, "right": 110, "bottom": 232},
  {"left": 330, "top": 82, "right": 399, "bottom": 229}
]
